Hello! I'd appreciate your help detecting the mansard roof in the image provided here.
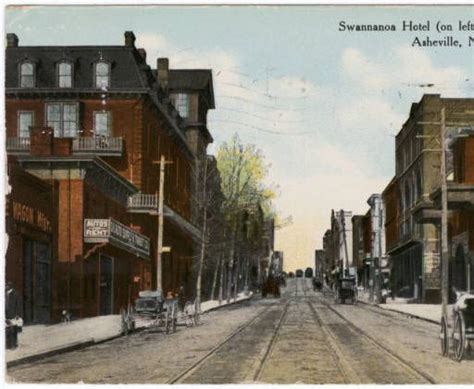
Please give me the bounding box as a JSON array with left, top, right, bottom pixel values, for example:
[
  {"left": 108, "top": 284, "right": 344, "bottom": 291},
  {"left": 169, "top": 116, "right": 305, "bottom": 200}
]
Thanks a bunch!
[{"left": 5, "top": 45, "right": 153, "bottom": 91}]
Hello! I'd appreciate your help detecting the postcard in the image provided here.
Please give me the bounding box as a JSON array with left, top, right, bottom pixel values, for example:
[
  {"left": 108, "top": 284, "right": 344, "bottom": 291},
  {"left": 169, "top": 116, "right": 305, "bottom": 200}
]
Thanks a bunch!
[{"left": 3, "top": 2, "right": 474, "bottom": 385}]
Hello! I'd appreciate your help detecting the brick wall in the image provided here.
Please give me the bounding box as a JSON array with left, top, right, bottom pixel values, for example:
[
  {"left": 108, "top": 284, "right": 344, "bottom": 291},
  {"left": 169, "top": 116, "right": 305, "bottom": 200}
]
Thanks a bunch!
[
  {"left": 383, "top": 178, "right": 399, "bottom": 252},
  {"left": 454, "top": 137, "right": 474, "bottom": 184}
]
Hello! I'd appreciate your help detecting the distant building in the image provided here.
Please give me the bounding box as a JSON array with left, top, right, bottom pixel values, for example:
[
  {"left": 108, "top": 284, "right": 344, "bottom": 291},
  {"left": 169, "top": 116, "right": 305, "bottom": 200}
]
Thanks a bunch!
[
  {"left": 351, "top": 215, "right": 366, "bottom": 286},
  {"left": 314, "top": 249, "right": 325, "bottom": 279}
]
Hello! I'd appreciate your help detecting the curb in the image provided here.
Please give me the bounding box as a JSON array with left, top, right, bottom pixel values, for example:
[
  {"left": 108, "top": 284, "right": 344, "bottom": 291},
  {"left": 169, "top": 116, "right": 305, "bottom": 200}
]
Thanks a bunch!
[
  {"left": 7, "top": 339, "right": 95, "bottom": 368},
  {"left": 202, "top": 294, "right": 254, "bottom": 314},
  {"left": 7, "top": 295, "right": 254, "bottom": 368},
  {"left": 358, "top": 299, "right": 440, "bottom": 325}
]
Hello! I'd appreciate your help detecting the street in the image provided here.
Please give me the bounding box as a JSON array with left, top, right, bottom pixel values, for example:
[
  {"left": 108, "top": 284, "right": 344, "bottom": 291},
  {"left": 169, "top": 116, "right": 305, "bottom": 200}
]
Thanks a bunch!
[{"left": 7, "top": 277, "right": 474, "bottom": 384}]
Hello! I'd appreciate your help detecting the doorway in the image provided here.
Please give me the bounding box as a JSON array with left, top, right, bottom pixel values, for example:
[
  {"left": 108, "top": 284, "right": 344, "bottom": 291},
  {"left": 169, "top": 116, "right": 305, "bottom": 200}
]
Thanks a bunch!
[
  {"left": 99, "top": 255, "right": 113, "bottom": 315},
  {"left": 22, "top": 238, "right": 51, "bottom": 324}
]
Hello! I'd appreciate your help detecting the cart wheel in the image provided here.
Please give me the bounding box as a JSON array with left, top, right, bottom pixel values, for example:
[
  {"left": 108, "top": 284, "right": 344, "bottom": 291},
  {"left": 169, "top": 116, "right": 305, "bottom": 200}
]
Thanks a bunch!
[
  {"left": 453, "top": 312, "right": 466, "bottom": 361},
  {"left": 440, "top": 315, "right": 448, "bottom": 357}
]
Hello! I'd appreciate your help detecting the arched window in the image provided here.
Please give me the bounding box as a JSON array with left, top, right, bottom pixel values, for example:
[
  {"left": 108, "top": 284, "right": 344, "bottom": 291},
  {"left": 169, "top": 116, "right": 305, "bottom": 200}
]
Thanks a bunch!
[
  {"left": 95, "top": 61, "right": 110, "bottom": 89},
  {"left": 58, "top": 62, "right": 72, "bottom": 88},
  {"left": 20, "top": 62, "right": 35, "bottom": 88}
]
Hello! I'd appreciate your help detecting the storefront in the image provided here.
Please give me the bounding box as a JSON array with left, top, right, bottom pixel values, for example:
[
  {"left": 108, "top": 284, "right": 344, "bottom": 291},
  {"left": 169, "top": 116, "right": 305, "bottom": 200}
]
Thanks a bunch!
[
  {"left": 6, "top": 165, "right": 57, "bottom": 324},
  {"left": 83, "top": 218, "right": 152, "bottom": 316},
  {"left": 390, "top": 243, "right": 423, "bottom": 299}
]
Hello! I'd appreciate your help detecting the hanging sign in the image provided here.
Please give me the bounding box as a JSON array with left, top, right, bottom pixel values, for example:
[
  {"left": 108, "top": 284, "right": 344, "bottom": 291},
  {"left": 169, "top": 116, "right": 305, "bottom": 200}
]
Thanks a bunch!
[{"left": 84, "top": 218, "right": 150, "bottom": 258}]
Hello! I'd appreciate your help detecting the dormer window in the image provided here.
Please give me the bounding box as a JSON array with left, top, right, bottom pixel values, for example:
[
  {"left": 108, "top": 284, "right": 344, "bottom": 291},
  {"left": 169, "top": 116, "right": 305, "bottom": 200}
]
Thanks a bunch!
[
  {"left": 58, "top": 62, "right": 72, "bottom": 88},
  {"left": 20, "top": 62, "right": 35, "bottom": 88},
  {"left": 95, "top": 61, "right": 110, "bottom": 89},
  {"left": 170, "top": 93, "right": 189, "bottom": 119}
]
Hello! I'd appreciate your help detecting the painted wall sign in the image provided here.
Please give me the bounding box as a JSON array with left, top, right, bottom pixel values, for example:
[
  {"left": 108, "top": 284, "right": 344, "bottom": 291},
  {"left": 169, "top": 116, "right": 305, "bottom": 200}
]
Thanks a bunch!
[{"left": 12, "top": 200, "right": 52, "bottom": 233}]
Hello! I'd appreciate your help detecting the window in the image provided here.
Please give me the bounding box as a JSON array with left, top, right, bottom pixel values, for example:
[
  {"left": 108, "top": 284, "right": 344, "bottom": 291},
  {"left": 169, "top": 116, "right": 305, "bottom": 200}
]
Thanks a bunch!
[
  {"left": 404, "top": 181, "right": 411, "bottom": 211},
  {"left": 18, "top": 111, "right": 34, "bottom": 138},
  {"left": 20, "top": 62, "right": 35, "bottom": 88},
  {"left": 95, "top": 62, "right": 110, "bottom": 89},
  {"left": 58, "top": 62, "right": 72, "bottom": 88},
  {"left": 46, "top": 103, "right": 79, "bottom": 137},
  {"left": 93, "top": 111, "right": 111, "bottom": 136},
  {"left": 170, "top": 93, "right": 189, "bottom": 118}
]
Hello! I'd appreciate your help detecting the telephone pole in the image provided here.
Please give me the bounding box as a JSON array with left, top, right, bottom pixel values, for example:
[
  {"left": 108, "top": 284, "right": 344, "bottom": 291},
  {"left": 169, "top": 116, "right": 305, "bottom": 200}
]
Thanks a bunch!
[
  {"left": 154, "top": 155, "right": 173, "bottom": 291},
  {"left": 440, "top": 107, "right": 449, "bottom": 320},
  {"left": 417, "top": 111, "right": 472, "bottom": 314}
]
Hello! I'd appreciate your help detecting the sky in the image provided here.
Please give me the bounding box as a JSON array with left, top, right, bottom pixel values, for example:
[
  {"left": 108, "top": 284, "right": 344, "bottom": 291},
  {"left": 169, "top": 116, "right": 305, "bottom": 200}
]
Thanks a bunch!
[{"left": 5, "top": 4, "right": 474, "bottom": 272}]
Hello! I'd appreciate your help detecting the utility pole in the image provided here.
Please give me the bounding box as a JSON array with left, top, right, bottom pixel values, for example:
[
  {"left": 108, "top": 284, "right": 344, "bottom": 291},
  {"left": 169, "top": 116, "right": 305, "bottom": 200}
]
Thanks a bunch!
[
  {"left": 341, "top": 210, "right": 349, "bottom": 276},
  {"left": 440, "top": 107, "right": 449, "bottom": 321},
  {"left": 154, "top": 155, "right": 173, "bottom": 292},
  {"left": 375, "top": 199, "right": 383, "bottom": 303},
  {"left": 195, "top": 157, "right": 209, "bottom": 310}
]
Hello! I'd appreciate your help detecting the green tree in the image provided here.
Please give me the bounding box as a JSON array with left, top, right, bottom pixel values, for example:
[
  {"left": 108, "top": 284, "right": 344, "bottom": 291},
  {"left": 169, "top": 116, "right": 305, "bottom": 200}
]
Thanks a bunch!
[{"left": 216, "top": 134, "right": 276, "bottom": 301}]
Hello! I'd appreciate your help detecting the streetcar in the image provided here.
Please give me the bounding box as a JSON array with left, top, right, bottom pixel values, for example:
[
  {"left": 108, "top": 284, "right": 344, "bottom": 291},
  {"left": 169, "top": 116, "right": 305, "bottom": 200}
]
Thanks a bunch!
[
  {"left": 305, "top": 267, "right": 314, "bottom": 278},
  {"left": 295, "top": 269, "right": 303, "bottom": 278}
]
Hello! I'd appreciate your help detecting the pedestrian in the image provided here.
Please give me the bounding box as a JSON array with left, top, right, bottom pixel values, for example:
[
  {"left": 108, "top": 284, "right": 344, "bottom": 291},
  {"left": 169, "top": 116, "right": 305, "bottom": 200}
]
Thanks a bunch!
[
  {"left": 177, "top": 286, "right": 186, "bottom": 311},
  {"left": 5, "top": 281, "right": 19, "bottom": 320},
  {"left": 5, "top": 281, "right": 21, "bottom": 349}
]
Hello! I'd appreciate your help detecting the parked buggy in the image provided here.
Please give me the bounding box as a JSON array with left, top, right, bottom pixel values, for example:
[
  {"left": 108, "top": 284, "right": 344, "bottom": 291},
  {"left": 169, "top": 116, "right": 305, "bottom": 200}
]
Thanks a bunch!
[
  {"left": 120, "top": 290, "right": 200, "bottom": 335},
  {"left": 262, "top": 276, "right": 281, "bottom": 298},
  {"left": 440, "top": 288, "right": 474, "bottom": 361},
  {"left": 313, "top": 278, "right": 323, "bottom": 291},
  {"left": 334, "top": 277, "right": 357, "bottom": 304}
]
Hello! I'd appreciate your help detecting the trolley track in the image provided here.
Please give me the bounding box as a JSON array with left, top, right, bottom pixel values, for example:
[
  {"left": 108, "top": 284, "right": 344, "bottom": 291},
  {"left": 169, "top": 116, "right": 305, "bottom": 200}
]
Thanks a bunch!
[
  {"left": 167, "top": 301, "right": 288, "bottom": 384},
  {"left": 250, "top": 300, "right": 290, "bottom": 382},
  {"left": 311, "top": 296, "right": 437, "bottom": 384}
]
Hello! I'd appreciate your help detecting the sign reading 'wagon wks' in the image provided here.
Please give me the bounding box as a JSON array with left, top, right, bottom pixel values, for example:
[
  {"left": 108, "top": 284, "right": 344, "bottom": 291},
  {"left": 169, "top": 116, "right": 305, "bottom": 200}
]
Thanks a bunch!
[{"left": 84, "top": 218, "right": 150, "bottom": 258}]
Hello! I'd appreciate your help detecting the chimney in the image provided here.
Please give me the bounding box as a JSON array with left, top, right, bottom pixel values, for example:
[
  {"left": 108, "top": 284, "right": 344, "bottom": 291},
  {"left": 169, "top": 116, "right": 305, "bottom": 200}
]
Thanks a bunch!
[
  {"left": 157, "top": 58, "right": 169, "bottom": 91},
  {"left": 137, "top": 48, "right": 147, "bottom": 62},
  {"left": 124, "top": 31, "right": 136, "bottom": 47},
  {"left": 6, "top": 33, "right": 18, "bottom": 48}
]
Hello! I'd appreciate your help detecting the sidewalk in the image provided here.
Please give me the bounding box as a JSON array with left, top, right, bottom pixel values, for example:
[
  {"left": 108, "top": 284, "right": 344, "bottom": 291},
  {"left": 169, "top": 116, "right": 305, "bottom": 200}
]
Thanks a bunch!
[
  {"left": 6, "top": 292, "right": 253, "bottom": 367},
  {"left": 357, "top": 291, "right": 444, "bottom": 324}
]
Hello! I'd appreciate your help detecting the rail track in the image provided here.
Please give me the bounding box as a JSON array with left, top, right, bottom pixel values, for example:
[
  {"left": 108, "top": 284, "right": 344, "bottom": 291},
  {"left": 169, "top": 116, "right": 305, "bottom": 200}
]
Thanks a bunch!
[
  {"left": 167, "top": 301, "right": 289, "bottom": 384},
  {"left": 309, "top": 296, "right": 437, "bottom": 384},
  {"left": 250, "top": 300, "right": 289, "bottom": 382}
]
